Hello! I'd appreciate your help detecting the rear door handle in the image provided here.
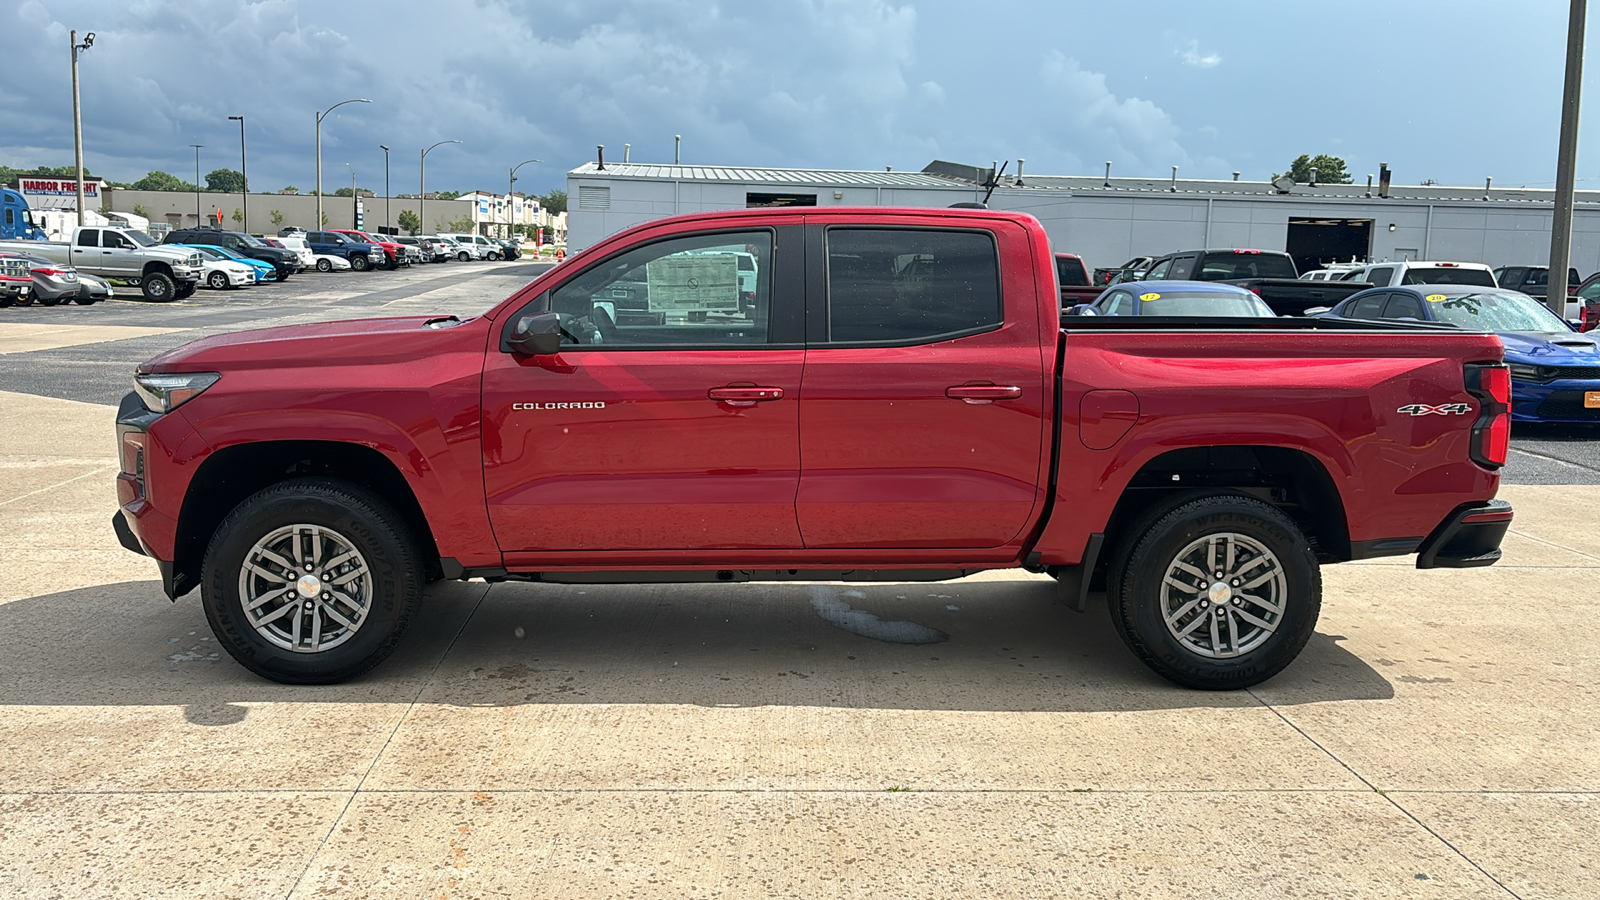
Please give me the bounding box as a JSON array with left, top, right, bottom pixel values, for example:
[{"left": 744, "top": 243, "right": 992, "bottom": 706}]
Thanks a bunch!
[
  {"left": 946, "top": 384, "right": 1022, "bottom": 404},
  {"left": 709, "top": 386, "right": 784, "bottom": 407}
]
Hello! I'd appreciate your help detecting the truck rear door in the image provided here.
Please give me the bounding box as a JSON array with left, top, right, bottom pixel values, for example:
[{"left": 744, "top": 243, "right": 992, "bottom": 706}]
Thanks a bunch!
[
  {"left": 482, "top": 223, "right": 806, "bottom": 551},
  {"left": 794, "top": 218, "right": 1048, "bottom": 548}
]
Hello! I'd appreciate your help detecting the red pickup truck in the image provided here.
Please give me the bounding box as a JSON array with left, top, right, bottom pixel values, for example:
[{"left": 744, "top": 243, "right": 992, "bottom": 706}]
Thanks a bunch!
[{"left": 113, "top": 207, "right": 1513, "bottom": 690}]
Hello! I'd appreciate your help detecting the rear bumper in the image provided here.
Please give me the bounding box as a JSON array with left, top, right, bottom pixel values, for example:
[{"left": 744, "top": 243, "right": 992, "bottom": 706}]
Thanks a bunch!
[{"left": 1415, "top": 499, "right": 1513, "bottom": 569}]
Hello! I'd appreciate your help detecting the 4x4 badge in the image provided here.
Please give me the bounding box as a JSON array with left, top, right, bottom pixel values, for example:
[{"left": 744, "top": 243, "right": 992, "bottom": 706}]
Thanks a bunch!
[{"left": 1396, "top": 403, "right": 1472, "bottom": 417}]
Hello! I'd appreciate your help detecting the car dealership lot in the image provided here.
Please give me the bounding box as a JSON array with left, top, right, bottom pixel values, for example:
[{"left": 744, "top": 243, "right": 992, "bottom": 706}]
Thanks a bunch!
[{"left": 0, "top": 263, "right": 1596, "bottom": 897}]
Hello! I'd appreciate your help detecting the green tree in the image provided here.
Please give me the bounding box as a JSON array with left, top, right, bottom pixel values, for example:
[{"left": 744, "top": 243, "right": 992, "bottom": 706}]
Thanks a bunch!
[
  {"left": 131, "top": 170, "right": 197, "bottom": 191},
  {"left": 206, "top": 168, "right": 245, "bottom": 192},
  {"left": 231, "top": 207, "right": 244, "bottom": 224},
  {"left": 1287, "top": 154, "right": 1352, "bottom": 184},
  {"left": 539, "top": 189, "right": 567, "bottom": 214},
  {"left": 334, "top": 187, "right": 354, "bottom": 198},
  {"left": 269, "top": 209, "right": 284, "bottom": 226},
  {"left": 445, "top": 216, "right": 474, "bottom": 232},
  {"left": 436, "top": 190, "right": 461, "bottom": 201},
  {"left": 320, "top": 211, "right": 329, "bottom": 227},
  {"left": 397, "top": 209, "right": 421, "bottom": 235},
  {"left": 281, "top": 186, "right": 299, "bottom": 194},
  {"left": 131, "top": 203, "right": 150, "bottom": 218}
]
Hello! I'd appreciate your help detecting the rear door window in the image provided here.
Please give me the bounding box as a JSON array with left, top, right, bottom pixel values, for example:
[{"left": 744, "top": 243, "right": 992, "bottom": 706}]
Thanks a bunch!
[
  {"left": 1382, "top": 293, "right": 1426, "bottom": 320},
  {"left": 1345, "top": 293, "right": 1389, "bottom": 319},
  {"left": 1145, "top": 258, "right": 1174, "bottom": 280},
  {"left": 1055, "top": 256, "right": 1088, "bottom": 286},
  {"left": 1401, "top": 267, "right": 1496, "bottom": 287},
  {"left": 77, "top": 229, "right": 99, "bottom": 247},
  {"left": 825, "top": 228, "right": 1002, "bottom": 344}
]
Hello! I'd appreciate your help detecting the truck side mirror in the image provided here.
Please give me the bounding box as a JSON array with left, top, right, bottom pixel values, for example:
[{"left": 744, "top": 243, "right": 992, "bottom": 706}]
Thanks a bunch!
[{"left": 507, "top": 312, "right": 563, "bottom": 355}]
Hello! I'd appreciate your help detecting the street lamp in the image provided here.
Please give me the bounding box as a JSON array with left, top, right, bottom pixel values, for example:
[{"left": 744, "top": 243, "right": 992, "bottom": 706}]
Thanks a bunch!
[
  {"left": 189, "top": 144, "right": 203, "bottom": 224},
  {"left": 420, "top": 139, "right": 461, "bottom": 235},
  {"left": 379, "top": 144, "right": 390, "bottom": 233},
  {"left": 69, "top": 29, "right": 95, "bottom": 227},
  {"left": 228, "top": 115, "right": 246, "bottom": 230},
  {"left": 315, "top": 98, "right": 369, "bottom": 229},
  {"left": 509, "top": 158, "right": 541, "bottom": 241}
]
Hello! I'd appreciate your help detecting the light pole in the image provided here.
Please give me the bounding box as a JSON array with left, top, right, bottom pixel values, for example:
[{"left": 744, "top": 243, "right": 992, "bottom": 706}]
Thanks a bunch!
[
  {"left": 228, "top": 115, "right": 246, "bottom": 230},
  {"left": 189, "top": 144, "right": 203, "bottom": 225},
  {"left": 379, "top": 144, "right": 390, "bottom": 233},
  {"left": 69, "top": 30, "right": 95, "bottom": 227},
  {"left": 509, "top": 158, "right": 541, "bottom": 241},
  {"left": 1547, "top": 0, "right": 1588, "bottom": 314},
  {"left": 315, "top": 98, "right": 369, "bottom": 230},
  {"left": 420, "top": 139, "right": 461, "bottom": 234}
]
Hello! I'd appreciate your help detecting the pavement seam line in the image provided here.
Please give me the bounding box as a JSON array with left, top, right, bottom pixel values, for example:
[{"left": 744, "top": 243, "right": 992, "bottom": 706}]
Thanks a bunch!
[
  {"left": 1506, "top": 527, "right": 1600, "bottom": 562},
  {"left": 1506, "top": 445, "right": 1600, "bottom": 474},
  {"left": 0, "top": 464, "right": 116, "bottom": 509},
  {"left": 1247, "top": 688, "right": 1524, "bottom": 899},
  {"left": 282, "top": 582, "right": 492, "bottom": 900}
]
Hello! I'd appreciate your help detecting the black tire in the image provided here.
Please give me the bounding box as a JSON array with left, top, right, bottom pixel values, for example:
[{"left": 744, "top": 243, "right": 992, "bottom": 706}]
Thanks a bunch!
[
  {"left": 458, "top": 251, "right": 470, "bottom": 262},
  {"left": 14, "top": 292, "right": 33, "bottom": 306},
  {"left": 38, "top": 294, "right": 61, "bottom": 306},
  {"left": 201, "top": 478, "right": 425, "bottom": 684},
  {"left": 207, "top": 271, "right": 230, "bottom": 290},
  {"left": 1106, "top": 492, "right": 1321, "bottom": 690},
  {"left": 316, "top": 258, "right": 333, "bottom": 272},
  {"left": 73, "top": 294, "right": 98, "bottom": 305},
  {"left": 141, "top": 272, "right": 176, "bottom": 302},
  {"left": 175, "top": 281, "right": 196, "bottom": 300},
  {"left": 351, "top": 253, "right": 372, "bottom": 272},
  {"left": 486, "top": 250, "right": 500, "bottom": 261},
  {"left": 275, "top": 266, "right": 291, "bottom": 282},
  {"left": 0, "top": 293, "right": 14, "bottom": 308}
]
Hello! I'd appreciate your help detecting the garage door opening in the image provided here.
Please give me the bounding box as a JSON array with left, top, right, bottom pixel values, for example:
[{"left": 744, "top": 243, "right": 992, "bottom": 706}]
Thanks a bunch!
[
  {"left": 1286, "top": 218, "right": 1372, "bottom": 275},
  {"left": 746, "top": 192, "right": 817, "bottom": 208}
]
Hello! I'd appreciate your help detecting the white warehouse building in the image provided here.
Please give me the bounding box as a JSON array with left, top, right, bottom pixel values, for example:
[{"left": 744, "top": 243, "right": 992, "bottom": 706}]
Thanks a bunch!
[{"left": 566, "top": 159, "right": 1600, "bottom": 276}]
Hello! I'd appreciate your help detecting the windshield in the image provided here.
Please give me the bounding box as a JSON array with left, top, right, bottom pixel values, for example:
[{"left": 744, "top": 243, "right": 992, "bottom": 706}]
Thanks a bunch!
[
  {"left": 1431, "top": 291, "right": 1570, "bottom": 332},
  {"left": 1134, "top": 290, "right": 1274, "bottom": 317},
  {"left": 1402, "top": 267, "right": 1495, "bottom": 286},
  {"left": 124, "top": 230, "right": 156, "bottom": 247},
  {"left": 1195, "top": 252, "right": 1297, "bottom": 280}
]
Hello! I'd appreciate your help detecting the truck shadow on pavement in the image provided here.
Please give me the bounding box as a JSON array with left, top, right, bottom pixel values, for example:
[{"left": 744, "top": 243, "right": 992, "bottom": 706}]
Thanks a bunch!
[{"left": 0, "top": 577, "right": 1392, "bottom": 717}]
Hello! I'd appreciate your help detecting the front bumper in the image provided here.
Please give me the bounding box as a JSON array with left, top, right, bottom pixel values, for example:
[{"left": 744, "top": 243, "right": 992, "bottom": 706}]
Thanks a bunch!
[
  {"left": 1513, "top": 378, "right": 1600, "bottom": 422},
  {"left": 1416, "top": 499, "right": 1513, "bottom": 568}
]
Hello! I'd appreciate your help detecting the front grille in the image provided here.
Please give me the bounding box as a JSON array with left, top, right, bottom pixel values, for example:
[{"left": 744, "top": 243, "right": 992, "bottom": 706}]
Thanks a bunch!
[
  {"left": 1534, "top": 390, "right": 1600, "bottom": 419},
  {"left": 1544, "top": 366, "right": 1600, "bottom": 381}
]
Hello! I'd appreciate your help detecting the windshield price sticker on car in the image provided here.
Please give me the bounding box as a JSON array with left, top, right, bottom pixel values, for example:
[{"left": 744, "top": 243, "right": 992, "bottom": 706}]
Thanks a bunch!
[
  {"left": 1139, "top": 292, "right": 1161, "bottom": 301},
  {"left": 646, "top": 255, "right": 740, "bottom": 312},
  {"left": 1426, "top": 294, "right": 1447, "bottom": 303}
]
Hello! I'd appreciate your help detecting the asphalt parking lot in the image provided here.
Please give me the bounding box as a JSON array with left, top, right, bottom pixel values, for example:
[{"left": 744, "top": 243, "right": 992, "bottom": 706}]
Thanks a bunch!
[{"left": 1, "top": 263, "right": 1596, "bottom": 898}]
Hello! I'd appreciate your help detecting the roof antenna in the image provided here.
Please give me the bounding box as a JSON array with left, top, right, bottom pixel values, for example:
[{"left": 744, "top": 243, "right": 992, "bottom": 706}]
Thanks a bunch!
[
  {"left": 596, "top": 144, "right": 605, "bottom": 171},
  {"left": 1015, "top": 158, "right": 1025, "bottom": 186},
  {"left": 623, "top": 143, "right": 630, "bottom": 164},
  {"left": 1104, "top": 161, "right": 1112, "bottom": 187},
  {"left": 950, "top": 160, "right": 1008, "bottom": 209},
  {"left": 674, "top": 134, "right": 681, "bottom": 164}
]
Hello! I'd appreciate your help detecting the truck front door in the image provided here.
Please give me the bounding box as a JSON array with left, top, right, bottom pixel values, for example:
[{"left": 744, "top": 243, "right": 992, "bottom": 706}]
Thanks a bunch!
[
  {"left": 482, "top": 225, "right": 805, "bottom": 552},
  {"left": 795, "top": 221, "right": 1048, "bottom": 549}
]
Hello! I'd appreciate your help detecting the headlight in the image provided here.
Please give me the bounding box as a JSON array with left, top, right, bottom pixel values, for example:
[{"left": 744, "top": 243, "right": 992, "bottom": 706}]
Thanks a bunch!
[
  {"left": 1506, "top": 363, "right": 1553, "bottom": 381},
  {"left": 134, "top": 372, "right": 220, "bottom": 413}
]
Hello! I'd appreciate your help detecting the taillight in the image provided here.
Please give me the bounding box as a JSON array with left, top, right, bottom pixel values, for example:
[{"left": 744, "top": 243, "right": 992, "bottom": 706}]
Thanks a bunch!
[
  {"left": 34, "top": 267, "right": 64, "bottom": 276},
  {"left": 1465, "top": 363, "right": 1510, "bottom": 469}
]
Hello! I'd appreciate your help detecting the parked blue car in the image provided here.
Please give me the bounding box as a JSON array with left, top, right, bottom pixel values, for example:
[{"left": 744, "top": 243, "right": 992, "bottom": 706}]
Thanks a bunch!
[
  {"left": 178, "top": 244, "right": 278, "bottom": 282},
  {"left": 1319, "top": 285, "right": 1600, "bottom": 423},
  {"left": 1064, "top": 280, "right": 1276, "bottom": 317}
]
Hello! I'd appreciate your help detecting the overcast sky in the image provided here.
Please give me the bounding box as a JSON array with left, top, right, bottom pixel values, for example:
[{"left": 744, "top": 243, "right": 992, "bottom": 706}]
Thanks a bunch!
[{"left": 3, "top": 0, "right": 1597, "bottom": 196}]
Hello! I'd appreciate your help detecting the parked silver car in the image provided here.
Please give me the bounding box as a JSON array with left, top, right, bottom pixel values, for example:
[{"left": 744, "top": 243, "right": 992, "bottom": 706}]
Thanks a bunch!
[{"left": 14, "top": 252, "right": 81, "bottom": 305}]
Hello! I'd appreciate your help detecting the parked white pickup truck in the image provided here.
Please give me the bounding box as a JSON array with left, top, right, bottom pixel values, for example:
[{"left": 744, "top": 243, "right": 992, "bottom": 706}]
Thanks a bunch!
[{"left": 0, "top": 226, "right": 203, "bottom": 302}]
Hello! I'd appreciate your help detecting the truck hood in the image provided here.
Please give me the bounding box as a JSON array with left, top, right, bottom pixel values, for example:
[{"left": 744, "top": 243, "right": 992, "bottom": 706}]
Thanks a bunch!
[{"left": 138, "top": 315, "right": 477, "bottom": 373}]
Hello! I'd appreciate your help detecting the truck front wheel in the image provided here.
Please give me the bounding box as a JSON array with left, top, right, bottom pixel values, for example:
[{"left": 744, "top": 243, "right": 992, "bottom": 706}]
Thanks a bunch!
[
  {"left": 200, "top": 478, "right": 424, "bottom": 684},
  {"left": 1107, "top": 493, "right": 1320, "bottom": 690},
  {"left": 351, "top": 254, "right": 371, "bottom": 272},
  {"left": 141, "top": 273, "right": 176, "bottom": 302}
]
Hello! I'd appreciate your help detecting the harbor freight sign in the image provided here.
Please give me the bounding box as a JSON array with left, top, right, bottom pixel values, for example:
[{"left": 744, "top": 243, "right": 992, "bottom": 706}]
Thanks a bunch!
[{"left": 16, "top": 177, "right": 104, "bottom": 210}]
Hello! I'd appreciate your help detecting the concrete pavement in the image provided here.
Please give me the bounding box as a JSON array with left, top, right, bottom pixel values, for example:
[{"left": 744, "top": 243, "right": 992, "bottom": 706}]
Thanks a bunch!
[{"left": 0, "top": 382, "right": 1596, "bottom": 899}]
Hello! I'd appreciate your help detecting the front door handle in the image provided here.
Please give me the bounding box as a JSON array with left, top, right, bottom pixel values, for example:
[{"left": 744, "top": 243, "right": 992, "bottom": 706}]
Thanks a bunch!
[
  {"left": 946, "top": 384, "right": 1022, "bottom": 404},
  {"left": 709, "top": 385, "right": 784, "bottom": 407}
]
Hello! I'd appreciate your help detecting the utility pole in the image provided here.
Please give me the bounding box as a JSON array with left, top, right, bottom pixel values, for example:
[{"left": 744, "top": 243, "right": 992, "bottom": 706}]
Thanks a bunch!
[
  {"left": 379, "top": 144, "right": 390, "bottom": 233},
  {"left": 228, "top": 115, "right": 246, "bottom": 230},
  {"left": 70, "top": 30, "right": 95, "bottom": 227},
  {"left": 189, "top": 144, "right": 203, "bottom": 225},
  {"left": 510, "top": 158, "right": 541, "bottom": 242},
  {"left": 1548, "top": 0, "right": 1588, "bottom": 315}
]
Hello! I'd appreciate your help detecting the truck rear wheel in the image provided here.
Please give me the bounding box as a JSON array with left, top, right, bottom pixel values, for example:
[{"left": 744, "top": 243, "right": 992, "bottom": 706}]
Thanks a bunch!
[
  {"left": 141, "top": 273, "right": 176, "bottom": 302},
  {"left": 200, "top": 478, "right": 424, "bottom": 684},
  {"left": 1107, "top": 493, "right": 1320, "bottom": 690},
  {"left": 351, "top": 254, "right": 371, "bottom": 272}
]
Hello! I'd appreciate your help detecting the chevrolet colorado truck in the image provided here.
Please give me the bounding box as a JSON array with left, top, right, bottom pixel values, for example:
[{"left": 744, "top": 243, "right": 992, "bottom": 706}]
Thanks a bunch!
[
  {"left": 0, "top": 225, "right": 203, "bottom": 301},
  {"left": 113, "top": 207, "right": 1514, "bottom": 689}
]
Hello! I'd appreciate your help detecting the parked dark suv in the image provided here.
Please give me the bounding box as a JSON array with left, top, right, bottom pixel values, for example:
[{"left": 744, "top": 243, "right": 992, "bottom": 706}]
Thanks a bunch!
[{"left": 162, "top": 226, "right": 301, "bottom": 281}]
